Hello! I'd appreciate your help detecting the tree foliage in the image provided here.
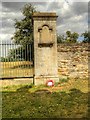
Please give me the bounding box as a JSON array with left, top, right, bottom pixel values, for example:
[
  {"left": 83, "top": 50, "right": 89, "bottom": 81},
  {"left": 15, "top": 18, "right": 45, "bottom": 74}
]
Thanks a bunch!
[
  {"left": 12, "top": 4, "right": 36, "bottom": 45},
  {"left": 57, "top": 31, "right": 79, "bottom": 43},
  {"left": 8, "top": 46, "right": 32, "bottom": 61},
  {"left": 65, "top": 31, "right": 79, "bottom": 43},
  {"left": 11, "top": 4, "right": 36, "bottom": 61},
  {"left": 57, "top": 35, "right": 65, "bottom": 43},
  {"left": 81, "top": 31, "right": 90, "bottom": 43}
]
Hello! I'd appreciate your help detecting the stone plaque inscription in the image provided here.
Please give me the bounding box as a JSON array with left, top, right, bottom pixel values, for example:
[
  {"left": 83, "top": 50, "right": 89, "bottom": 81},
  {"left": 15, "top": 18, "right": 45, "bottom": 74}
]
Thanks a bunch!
[{"left": 38, "top": 25, "right": 52, "bottom": 44}]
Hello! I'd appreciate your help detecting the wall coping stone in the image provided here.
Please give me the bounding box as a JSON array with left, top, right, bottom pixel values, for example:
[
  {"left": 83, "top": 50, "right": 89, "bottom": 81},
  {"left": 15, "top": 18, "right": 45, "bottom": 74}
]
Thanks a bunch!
[{"left": 33, "top": 12, "right": 58, "bottom": 17}]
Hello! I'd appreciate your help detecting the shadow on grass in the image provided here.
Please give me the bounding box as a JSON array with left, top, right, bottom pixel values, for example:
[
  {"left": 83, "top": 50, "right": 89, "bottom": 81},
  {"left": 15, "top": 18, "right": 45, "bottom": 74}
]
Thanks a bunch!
[
  {"left": 2, "top": 86, "right": 89, "bottom": 119},
  {"left": 16, "top": 85, "right": 87, "bottom": 94},
  {"left": 16, "top": 84, "right": 34, "bottom": 92},
  {"left": 16, "top": 85, "right": 51, "bottom": 95}
]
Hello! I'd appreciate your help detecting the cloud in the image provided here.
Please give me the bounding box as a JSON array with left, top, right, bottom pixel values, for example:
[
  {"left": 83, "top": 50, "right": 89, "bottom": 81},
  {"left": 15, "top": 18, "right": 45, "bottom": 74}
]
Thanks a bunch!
[
  {"left": 0, "top": 33, "right": 13, "bottom": 43},
  {"left": 47, "top": 2, "right": 64, "bottom": 11},
  {"left": 57, "top": 20, "right": 88, "bottom": 35},
  {"left": 0, "top": 1, "right": 88, "bottom": 42},
  {"left": 57, "top": 1, "right": 88, "bottom": 34},
  {"left": 71, "top": 2, "right": 88, "bottom": 15},
  {"left": 2, "top": 19, "right": 14, "bottom": 28},
  {"left": 2, "top": 2, "right": 26, "bottom": 12},
  {"left": 32, "top": 3, "right": 48, "bottom": 12}
]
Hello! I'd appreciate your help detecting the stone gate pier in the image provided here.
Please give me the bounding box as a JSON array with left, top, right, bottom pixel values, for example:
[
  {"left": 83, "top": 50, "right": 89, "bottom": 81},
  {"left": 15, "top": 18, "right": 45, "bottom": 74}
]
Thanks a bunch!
[{"left": 33, "top": 12, "right": 59, "bottom": 85}]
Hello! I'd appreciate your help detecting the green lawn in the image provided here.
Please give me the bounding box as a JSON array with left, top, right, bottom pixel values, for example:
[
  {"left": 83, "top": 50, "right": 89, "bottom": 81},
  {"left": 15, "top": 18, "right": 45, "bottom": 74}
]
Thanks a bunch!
[{"left": 2, "top": 83, "right": 89, "bottom": 118}]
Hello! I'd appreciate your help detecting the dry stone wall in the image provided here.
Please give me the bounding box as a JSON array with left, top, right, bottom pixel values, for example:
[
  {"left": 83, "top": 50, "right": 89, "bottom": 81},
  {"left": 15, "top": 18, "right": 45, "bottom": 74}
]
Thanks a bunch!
[{"left": 57, "top": 43, "right": 89, "bottom": 79}]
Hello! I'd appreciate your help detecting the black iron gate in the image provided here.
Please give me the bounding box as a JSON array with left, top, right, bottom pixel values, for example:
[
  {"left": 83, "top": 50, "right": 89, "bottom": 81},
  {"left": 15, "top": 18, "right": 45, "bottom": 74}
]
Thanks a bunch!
[{"left": 0, "top": 43, "right": 34, "bottom": 79}]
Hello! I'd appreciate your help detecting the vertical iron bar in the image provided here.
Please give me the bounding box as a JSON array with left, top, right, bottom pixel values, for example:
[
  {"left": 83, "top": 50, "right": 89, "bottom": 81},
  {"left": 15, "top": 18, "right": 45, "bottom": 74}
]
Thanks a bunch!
[
  {"left": 17, "top": 45, "right": 19, "bottom": 77},
  {"left": 25, "top": 44, "right": 29, "bottom": 76},
  {"left": 14, "top": 44, "right": 17, "bottom": 77},
  {"left": 8, "top": 43, "right": 10, "bottom": 77},
  {"left": 21, "top": 47, "right": 24, "bottom": 77},
  {"left": 1, "top": 43, "right": 2, "bottom": 78},
  {"left": 30, "top": 44, "right": 31, "bottom": 77},
  {"left": 13, "top": 44, "right": 15, "bottom": 77},
  {"left": 9, "top": 43, "right": 11, "bottom": 77},
  {"left": 27, "top": 44, "right": 29, "bottom": 77},
  {"left": 9, "top": 44, "right": 10, "bottom": 77},
  {"left": 18, "top": 46, "right": 20, "bottom": 76},
  {"left": 10, "top": 44, "right": 11, "bottom": 77},
  {"left": 5, "top": 42, "right": 6, "bottom": 77},
  {"left": 3, "top": 44, "right": 5, "bottom": 78},
  {"left": 25, "top": 45, "right": 26, "bottom": 77},
  {"left": 19, "top": 46, "right": 22, "bottom": 76}
]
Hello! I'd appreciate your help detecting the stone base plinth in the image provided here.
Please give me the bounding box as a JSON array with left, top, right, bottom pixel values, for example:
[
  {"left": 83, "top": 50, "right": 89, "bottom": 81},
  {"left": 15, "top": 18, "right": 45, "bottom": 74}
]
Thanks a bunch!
[{"left": 34, "top": 76, "right": 59, "bottom": 86}]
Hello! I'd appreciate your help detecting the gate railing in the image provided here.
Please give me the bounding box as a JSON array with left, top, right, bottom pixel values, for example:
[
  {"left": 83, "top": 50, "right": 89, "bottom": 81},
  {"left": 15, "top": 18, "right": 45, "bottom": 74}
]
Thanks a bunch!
[{"left": 0, "top": 43, "right": 34, "bottom": 79}]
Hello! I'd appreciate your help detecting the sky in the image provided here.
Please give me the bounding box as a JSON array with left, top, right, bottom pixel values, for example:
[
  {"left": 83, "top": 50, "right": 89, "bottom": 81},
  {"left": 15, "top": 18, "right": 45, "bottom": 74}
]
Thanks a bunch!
[{"left": 0, "top": 0, "right": 89, "bottom": 44}]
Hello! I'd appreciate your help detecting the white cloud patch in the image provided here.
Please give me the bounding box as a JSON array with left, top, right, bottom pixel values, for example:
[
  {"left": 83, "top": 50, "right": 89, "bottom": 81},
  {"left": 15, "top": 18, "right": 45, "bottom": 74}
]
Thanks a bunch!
[
  {"left": 0, "top": 1, "right": 88, "bottom": 42},
  {"left": 0, "top": 33, "right": 13, "bottom": 44},
  {"left": 2, "top": 11, "right": 24, "bottom": 20}
]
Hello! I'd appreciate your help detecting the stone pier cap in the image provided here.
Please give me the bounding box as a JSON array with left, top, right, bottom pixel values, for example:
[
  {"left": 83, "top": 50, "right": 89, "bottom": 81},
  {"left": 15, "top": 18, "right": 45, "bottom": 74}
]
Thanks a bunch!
[{"left": 33, "top": 12, "right": 58, "bottom": 19}]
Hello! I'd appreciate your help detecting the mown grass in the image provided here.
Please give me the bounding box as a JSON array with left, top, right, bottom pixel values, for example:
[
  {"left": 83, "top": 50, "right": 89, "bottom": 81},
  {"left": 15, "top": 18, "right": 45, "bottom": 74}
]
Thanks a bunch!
[{"left": 2, "top": 84, "right": 89, "bottom": 118}]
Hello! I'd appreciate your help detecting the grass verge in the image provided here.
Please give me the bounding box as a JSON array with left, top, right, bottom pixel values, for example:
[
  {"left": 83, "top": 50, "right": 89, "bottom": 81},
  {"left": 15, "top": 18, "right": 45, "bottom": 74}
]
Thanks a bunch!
[{"left": 2, "top": 82, "right": 89, "bottom": 118}]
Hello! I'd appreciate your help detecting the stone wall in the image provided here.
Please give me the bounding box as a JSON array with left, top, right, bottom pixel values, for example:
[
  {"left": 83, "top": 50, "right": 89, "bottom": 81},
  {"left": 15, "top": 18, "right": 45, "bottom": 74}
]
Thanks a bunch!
[
  {"left": 1, "top": 78, "right": 33, "bottom": 87},
  {"left": 1, "top": 43, "right": 89, "bottom": 87},
  {"left": 57, "top": 43, "right": 89, "bottom": 79}
]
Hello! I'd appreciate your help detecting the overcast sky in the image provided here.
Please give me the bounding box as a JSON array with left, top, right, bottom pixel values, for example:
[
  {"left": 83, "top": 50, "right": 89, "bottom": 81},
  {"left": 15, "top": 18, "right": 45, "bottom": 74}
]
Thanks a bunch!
[{"left": 0, "top": 0, "right": 89, "bottom": 43}]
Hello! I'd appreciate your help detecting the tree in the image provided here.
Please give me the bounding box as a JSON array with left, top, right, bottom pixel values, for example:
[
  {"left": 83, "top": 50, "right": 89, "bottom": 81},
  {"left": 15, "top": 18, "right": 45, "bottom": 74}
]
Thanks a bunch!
[
  {"left": 57, "top": 34, "right": 65, "bottom": 43},
  {"left": 8, "top": 47, "right": 23, "bottom": 61},
  {"left": 65, "top": 31, "right": 79, "bottom": 43},
  {"left": 81, "top": 31, "right": 90, "bottom": 43},
  {"left": 11, "top": 4, "right": 36, "bottom": 61},
  {"left": 7, "top": 45, "right": 33, "bottom": 61},
  {"left": 57, "top": 31, "right": 79, "bottom": 44},
  {"left": 0, "top": 57, "right": 6, "bottom": 62}
]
